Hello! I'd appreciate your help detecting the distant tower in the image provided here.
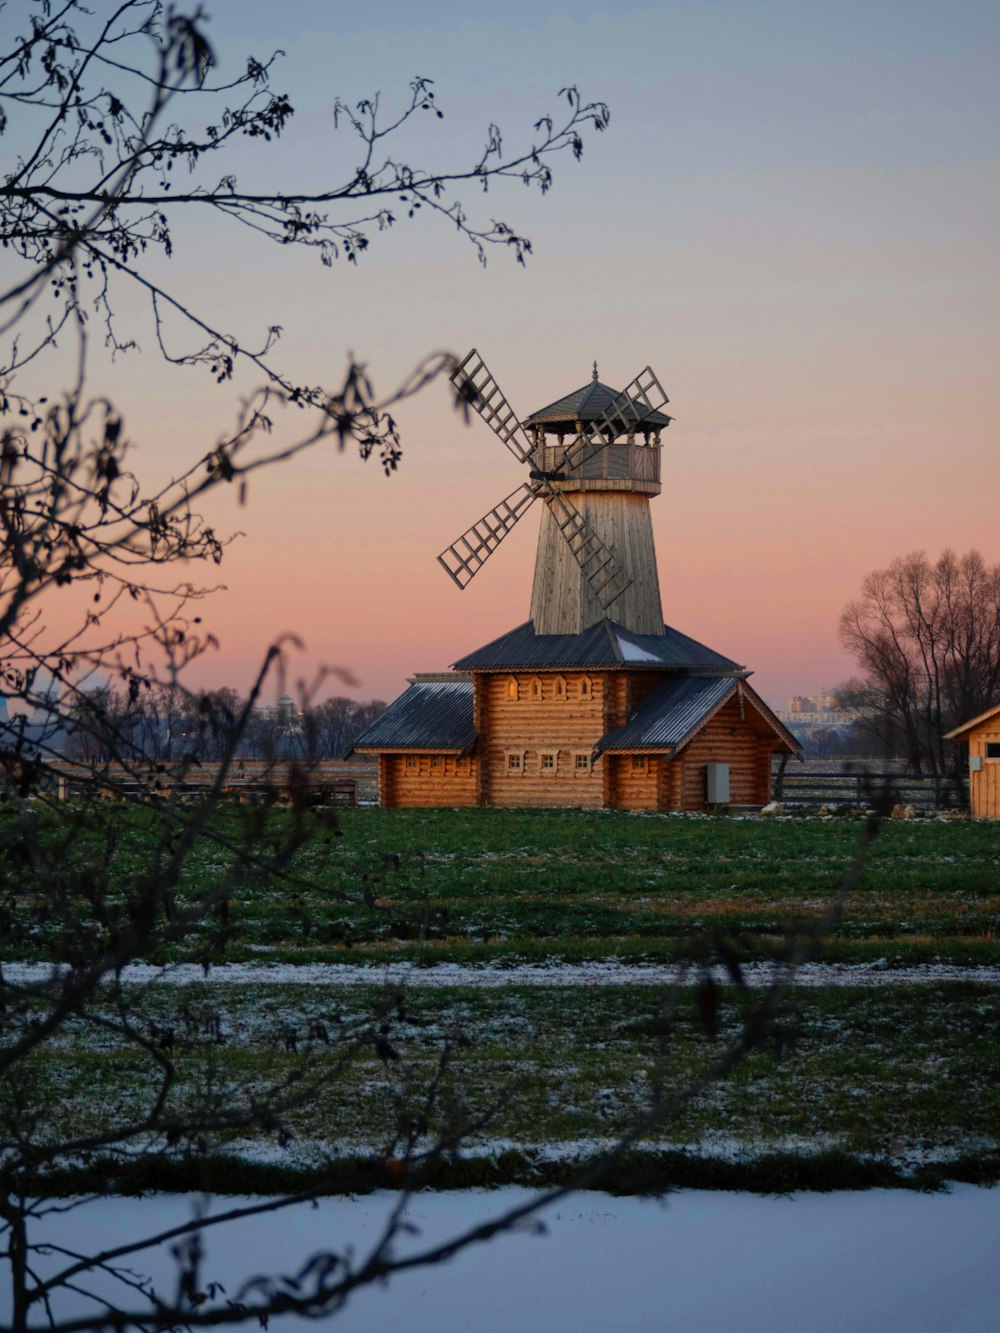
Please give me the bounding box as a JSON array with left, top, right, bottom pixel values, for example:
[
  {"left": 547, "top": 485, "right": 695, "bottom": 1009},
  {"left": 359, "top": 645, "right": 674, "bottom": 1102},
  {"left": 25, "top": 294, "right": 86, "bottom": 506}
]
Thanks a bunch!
[{"left": 523, "top": 362, "right": 669, "bottom": 635}]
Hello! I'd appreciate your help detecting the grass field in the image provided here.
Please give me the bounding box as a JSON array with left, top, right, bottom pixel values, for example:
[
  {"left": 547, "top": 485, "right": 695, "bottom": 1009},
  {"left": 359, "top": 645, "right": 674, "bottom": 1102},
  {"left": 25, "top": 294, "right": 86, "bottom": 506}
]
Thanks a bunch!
[
  {"left": 5, "top": 805, "right": 999, "bottom": 1192},
  {"left": 8, "top": 806, "right": 998, "bottom": 966}
]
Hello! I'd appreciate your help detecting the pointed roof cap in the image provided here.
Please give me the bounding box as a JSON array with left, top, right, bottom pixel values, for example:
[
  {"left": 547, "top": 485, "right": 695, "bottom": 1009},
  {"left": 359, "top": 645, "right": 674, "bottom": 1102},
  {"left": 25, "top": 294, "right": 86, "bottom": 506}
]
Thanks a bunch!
[{"left": 524, "top": 376, "right": 672, "bottom": 429}]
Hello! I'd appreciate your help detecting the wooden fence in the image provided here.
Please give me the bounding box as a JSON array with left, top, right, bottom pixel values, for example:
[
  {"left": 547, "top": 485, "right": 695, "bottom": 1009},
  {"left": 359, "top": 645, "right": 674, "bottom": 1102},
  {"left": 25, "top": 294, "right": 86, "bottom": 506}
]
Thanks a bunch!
[
  {"left": 49, "top": 759, "right": 379, "bottom": 806},
  {"left": 773, "top": 766, "right": 969, "bottom": 812}
]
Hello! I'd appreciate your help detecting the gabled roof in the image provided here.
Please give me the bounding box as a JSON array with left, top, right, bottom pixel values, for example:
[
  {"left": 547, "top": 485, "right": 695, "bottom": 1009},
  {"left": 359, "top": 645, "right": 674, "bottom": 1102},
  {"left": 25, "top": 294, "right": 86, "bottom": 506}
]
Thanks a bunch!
[
  {"left": 944, "top": 700, "right": 1000, "bottom": 740},
  {"left": 452, "top": 619, "right": 743, "bottom": 673},
  {"left": 524, "top": 378, "right": 672, "bottom": 429},
  {"left": 595, "top": 677, "right": 800, "bottom": 755},
  {"left": 346, "top": 680, "right": 475, "bottom": 756}
]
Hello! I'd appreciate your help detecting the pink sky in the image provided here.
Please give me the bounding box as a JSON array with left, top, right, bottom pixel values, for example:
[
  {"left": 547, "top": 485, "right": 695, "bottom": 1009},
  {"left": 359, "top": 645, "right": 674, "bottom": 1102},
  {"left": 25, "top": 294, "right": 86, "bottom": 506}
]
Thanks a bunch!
[{"left": 10, "top": 1, "right": 999, "bottom": 711}]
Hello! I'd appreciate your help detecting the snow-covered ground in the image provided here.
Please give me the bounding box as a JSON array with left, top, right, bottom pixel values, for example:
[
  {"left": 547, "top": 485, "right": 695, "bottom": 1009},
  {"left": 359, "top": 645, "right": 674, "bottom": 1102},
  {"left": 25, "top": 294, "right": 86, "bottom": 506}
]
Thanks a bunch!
[
  {"left": 6, "top": 959, "right": 1000, "bottom": 988},
  {"left": 25, "top": 1185, "right": 1000, "bottom": 1332}
]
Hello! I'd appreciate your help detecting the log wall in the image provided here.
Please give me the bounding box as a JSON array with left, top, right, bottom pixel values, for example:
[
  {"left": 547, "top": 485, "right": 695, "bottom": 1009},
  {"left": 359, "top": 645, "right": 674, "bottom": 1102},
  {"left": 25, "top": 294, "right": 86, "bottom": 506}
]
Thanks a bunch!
[
  {"left": 381, "top": 754, "right": 478, "bottom": 808},
  {"left": 607, "top": 754, "right": 661, "bottom": 810},
  {"left": 478, "top": 671, "right": 607, "bottom": 807},
  {"left": 676, "top": 698, "right": 774, "bottom": 810}
]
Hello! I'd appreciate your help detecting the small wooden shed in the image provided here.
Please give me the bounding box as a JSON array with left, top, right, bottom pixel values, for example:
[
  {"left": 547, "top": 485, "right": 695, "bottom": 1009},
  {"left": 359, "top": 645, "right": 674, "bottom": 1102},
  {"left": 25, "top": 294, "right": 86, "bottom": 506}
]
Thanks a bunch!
[{"left": 944, "top": 702, "right": 1000, "bottom": 818}]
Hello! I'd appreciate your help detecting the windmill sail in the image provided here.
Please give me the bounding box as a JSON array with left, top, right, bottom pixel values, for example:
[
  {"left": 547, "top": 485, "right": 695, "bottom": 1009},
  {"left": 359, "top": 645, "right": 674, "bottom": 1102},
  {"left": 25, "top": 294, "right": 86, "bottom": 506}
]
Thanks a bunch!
[
  {"left": 437, "top": 483, "right": 538, "bottom": 589},
  {"left": 449, "top": 348, "right": 534, "bottom": 463}
]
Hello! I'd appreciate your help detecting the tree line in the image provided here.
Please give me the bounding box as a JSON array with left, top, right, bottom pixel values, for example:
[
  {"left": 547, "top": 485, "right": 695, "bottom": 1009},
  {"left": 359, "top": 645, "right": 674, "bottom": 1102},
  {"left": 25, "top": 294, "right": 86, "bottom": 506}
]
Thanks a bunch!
[{"left": 49, "top": 686, "right": 387, "bottom": 765}]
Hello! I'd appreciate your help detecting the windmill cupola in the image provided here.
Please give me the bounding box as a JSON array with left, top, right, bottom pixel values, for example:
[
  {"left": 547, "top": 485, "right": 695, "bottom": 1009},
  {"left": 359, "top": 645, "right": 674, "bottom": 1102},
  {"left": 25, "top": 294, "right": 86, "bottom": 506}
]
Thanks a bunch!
[{"left": 523, "top": 363, "right": 671, "bottom": 501}]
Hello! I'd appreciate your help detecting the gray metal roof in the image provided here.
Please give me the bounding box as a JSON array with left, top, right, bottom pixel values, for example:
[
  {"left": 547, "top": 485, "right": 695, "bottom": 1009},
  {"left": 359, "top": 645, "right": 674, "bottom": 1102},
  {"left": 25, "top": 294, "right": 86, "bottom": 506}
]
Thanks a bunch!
[
  {"left": 596, "top": 676, "right": 801, "bottom": 754},
  {"left": 346, "top": 681, "right": 476, "bottom": 755},
  {"left": 452, "top": 619, "right": 743, "bottom": 673},
  {"left": 595, "top": 676, "right": 737, "bottom": 753},
  {"left": 524, "top": 378, "right": 672, "bottom": 430}
]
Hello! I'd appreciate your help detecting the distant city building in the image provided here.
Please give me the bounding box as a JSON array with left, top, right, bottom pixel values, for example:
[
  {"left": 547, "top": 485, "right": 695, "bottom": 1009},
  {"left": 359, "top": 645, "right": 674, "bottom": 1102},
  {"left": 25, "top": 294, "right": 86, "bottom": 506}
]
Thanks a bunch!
[{"left": 776, "top": 689, "right": 855, "bottom": 729}]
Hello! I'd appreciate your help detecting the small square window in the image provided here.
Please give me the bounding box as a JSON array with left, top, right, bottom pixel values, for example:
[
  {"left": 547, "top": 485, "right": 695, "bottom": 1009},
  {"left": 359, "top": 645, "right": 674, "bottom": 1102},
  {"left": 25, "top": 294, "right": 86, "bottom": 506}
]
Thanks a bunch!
[
  {"left": 507, "top": 753, "right": 522, "bottom": 772},
  {"left": 632, "top": 755, "right": 646, "bottom": 771},
  {"left": 405, "top": 755, "right": 417, "bottom": 769},
  {"left": 986, "top": 742, "right": 1000, "bottom": 759},
  {"left": 575, "top": 754, "right": 590, "bottom": 773},
  {"left": 541, "top": 753, "right": 555, "bottom": 771},
  {"left": 431, "top": 756, "right": 442, "bottom": 769}
]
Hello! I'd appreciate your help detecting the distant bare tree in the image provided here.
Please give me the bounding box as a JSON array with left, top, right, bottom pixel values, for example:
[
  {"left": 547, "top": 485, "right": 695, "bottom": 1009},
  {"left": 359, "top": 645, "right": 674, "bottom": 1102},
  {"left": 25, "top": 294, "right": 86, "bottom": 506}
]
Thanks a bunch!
[{"left": 838, "top": 548, "right": 1000, "bottom": 774}]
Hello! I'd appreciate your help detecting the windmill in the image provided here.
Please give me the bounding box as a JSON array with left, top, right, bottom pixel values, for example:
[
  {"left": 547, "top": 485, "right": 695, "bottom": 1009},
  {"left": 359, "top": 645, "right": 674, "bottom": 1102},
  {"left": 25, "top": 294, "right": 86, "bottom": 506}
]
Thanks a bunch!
[{"left": 438, "top": 349, "right": 672, "bottom": 636}]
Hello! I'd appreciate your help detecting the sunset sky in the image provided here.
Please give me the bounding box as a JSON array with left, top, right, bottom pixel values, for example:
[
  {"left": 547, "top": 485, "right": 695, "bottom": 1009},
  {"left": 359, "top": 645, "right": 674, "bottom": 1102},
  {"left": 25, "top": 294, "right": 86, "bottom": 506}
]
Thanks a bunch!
[{"left": 12, "top": 0, "right": 999, "bottom": 709}]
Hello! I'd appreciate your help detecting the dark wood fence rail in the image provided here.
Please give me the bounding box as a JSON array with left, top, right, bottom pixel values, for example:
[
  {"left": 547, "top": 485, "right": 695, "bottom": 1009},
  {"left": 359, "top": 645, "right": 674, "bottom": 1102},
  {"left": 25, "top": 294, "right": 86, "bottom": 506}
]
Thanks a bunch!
[{"left": 773, "top": 767, "right": 969, "bottom": 811}]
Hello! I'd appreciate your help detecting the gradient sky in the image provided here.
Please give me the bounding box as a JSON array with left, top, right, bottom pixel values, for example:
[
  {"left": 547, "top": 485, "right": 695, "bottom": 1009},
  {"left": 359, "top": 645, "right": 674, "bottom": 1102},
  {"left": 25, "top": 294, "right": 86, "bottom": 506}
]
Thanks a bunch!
[{"left": 11, "top": 0, "right": 1000, "bottom": 708}]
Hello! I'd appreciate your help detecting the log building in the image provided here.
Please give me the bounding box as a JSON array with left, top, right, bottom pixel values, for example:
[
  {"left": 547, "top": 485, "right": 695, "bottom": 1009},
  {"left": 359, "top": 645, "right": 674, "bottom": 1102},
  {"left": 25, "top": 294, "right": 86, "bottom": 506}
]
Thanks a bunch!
[{"left": 348, "top": 360, "right": 798, "bottom": 810}]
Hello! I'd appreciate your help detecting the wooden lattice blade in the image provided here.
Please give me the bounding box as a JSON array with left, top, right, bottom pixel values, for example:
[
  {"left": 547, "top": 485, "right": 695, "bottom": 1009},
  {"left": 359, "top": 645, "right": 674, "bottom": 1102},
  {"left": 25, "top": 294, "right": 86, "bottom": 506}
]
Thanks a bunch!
[
  {"left": 450, "top": 348, "right": 534, "bottom": 463},
  {"left": 437, "top": 483, "right": 537, "bottom": 589},
  {"left": 539, "top": 481, "right": 633, "bottom": 609},
  {"left": 562, "top": 366, "right": 670, "bottom": 473}
]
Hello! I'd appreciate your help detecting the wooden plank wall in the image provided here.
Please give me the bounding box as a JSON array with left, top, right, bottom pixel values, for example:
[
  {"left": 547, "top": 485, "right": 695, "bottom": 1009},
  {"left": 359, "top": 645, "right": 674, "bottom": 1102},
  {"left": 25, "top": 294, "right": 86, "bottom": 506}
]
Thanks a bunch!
[
  {"left": 529, "top": 492, "right": 664, "bottom": 636},
  {"left": 479, "top": 671, "right": 606, "bottom": 807},
  {"left": 382, "top": 754, "right": 478, "bottom": 808},
  {"left": 677, "top": 698, "right": 773, "bottom": 809},
  {"left": 968, "top": 724, "right": 1000, "bottom": 817},
  {"left": 608, "top": 755, "right": 660, "bottom": 810}
]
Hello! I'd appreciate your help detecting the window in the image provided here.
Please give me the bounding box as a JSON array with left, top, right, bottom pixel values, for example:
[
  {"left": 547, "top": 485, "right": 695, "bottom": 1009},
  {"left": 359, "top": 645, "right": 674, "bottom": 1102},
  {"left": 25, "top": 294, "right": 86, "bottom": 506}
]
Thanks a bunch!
[
  {"left": 554, "top": 676, "right": 567, "bottom": 701},
  {"left": 986, "top": 742, "right": 1000, "bottom": 759},
  {"left": 431, "top": 756, "right": 442, "bottom": 769},
  {"left": 574, "top": 753, "right": 591, "bottom": 774},
  {"left": 456, "top": 756, "right": 466, "bottom": 768},
  {"left": 579, "top": 676, "right": 591, "bottom": 699},
  {"left": 506, "top": 752, "right": 524, "bottom": 774},
  {"left": 529, "top": 676, "right": 543, "bottom": 701},
  {"left": 506, "top": 677, "right": 518, "bottom": 702},
  {"left": 540, "top": 752, "right": 556, "bottom": 772},
  {"left": 405, "top": 755, "right": 417, "bottom": 769},
  {"left": 632, "top": 755, "right": 646, "bottom": 771}
]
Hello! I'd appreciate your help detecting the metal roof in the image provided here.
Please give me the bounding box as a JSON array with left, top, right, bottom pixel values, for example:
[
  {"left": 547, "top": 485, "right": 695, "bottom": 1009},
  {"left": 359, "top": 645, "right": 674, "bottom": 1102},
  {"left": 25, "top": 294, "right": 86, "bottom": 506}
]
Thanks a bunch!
[
  {"left": 524, "top": 378, "right": 672, "bottom": 429},
  {"left": 595, "top": 676, "right": 737, "bottom": 753},
  {"left": 596, "top": 676, "right": 801, "bottom": 754},
  {"left": 452, "top": 619, "right": 743, "bottom": 673},
  {"left": 943, "top": 699, "right": 1000, "bottom": 740},
  {"left": 346, "top": 681, "right": 476, "bottom": 755}
]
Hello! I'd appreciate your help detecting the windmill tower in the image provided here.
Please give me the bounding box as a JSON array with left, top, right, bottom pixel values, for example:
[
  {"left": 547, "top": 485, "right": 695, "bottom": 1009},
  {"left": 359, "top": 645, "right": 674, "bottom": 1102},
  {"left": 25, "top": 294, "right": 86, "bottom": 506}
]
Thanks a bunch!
[{"left": 438, "top": 351, "right": 672, "bottom": 636}]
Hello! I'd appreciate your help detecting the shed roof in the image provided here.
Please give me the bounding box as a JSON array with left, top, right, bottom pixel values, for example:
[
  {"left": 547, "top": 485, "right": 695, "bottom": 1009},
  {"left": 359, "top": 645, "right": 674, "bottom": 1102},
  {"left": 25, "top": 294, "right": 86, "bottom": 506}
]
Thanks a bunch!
[
  {"left": 452, "top": 618, "right": 743, "bottom": 674},
  {"left": 595, "top": 676, "right": 800, "bottom": 755},
  {"left": 346, "top": 680, "right": 475, "bottom": 756},
  {"left": 524, "top": 377, "right": 672, "bottom": 429},
  {"left": 943, "top": 700, "right": 1000, "bottom": 740}
]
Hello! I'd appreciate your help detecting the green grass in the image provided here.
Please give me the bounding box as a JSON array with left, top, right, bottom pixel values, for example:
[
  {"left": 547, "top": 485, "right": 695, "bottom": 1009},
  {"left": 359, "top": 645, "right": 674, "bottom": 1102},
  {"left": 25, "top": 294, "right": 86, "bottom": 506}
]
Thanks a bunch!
[
  {"left": 6, "top": 805, "right": 997, "bottom": 965},
  {"left": 5, "top": 804, "right": 998, "bottom": 1192}
]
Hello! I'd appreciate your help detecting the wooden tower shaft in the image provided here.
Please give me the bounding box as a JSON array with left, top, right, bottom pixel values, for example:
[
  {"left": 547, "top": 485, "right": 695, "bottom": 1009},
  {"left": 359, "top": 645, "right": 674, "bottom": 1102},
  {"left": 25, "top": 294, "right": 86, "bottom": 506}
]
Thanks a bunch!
[{"left": 529, "top": 432, "right": 664, "bottom": 636}]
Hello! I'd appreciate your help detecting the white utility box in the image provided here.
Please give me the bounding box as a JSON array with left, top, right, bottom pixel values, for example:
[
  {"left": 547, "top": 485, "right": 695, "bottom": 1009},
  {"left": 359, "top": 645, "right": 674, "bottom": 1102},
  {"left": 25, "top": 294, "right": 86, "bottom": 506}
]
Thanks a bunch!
[{"left": 706, "top": 762, "right": 730, "bottom": 804}]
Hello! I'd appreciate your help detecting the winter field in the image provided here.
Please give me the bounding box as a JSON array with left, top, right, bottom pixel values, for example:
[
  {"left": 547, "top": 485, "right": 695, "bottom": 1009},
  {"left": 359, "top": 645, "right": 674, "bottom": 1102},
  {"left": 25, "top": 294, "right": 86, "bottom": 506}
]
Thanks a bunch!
[{"left": 5, "top": 805, "right": 999, "bottom": 1194}]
